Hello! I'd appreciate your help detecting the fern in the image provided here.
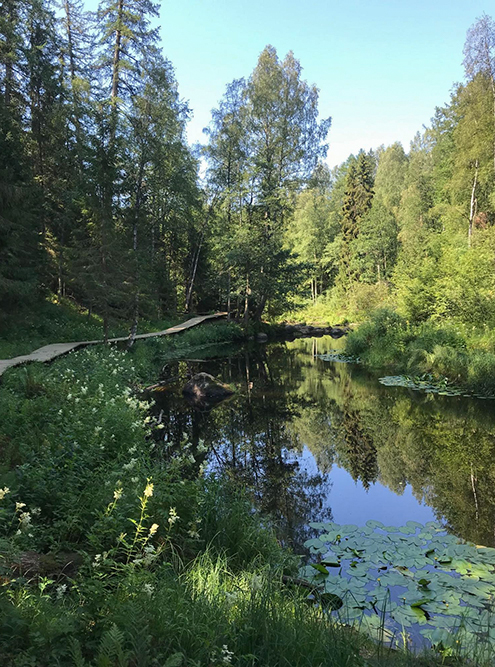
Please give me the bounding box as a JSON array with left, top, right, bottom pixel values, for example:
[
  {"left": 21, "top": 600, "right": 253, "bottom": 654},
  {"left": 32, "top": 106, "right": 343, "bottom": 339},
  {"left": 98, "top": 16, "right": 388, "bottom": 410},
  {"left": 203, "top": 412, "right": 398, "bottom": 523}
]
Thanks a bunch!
[{"left": 96, "top": 624, "right": 129, "bottom": 667}]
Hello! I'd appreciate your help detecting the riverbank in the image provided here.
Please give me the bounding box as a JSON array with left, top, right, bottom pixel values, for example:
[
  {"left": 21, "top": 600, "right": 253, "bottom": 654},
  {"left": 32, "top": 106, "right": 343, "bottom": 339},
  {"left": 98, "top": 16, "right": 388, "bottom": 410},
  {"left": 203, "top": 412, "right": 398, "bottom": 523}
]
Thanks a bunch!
[
  {"left": 0, "top": 326, "right": 486, "bottom": 665},
  {"left": 0, "top": 297, "right": 184, "bottom": 360},
  {"left": 345, "top": 309, "right": 495, "bottom": 398}
]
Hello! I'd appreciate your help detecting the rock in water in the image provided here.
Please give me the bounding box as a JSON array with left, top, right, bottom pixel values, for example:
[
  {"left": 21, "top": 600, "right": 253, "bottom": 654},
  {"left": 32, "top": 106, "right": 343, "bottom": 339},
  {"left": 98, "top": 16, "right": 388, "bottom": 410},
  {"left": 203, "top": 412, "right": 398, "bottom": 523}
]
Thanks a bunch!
[
  {"left": 182, "top": 373, "right": 234, "bottom": 410},
  {"left": 329, "top": 327, "right": 347, "bottom": 338}
]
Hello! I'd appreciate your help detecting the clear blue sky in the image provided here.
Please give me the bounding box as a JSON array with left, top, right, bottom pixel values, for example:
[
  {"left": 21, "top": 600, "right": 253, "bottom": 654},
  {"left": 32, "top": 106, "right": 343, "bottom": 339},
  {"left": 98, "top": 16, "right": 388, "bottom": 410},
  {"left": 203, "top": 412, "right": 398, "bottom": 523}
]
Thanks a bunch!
[{"left": 87, "top": 0, "right": 491, "bottom": 168}]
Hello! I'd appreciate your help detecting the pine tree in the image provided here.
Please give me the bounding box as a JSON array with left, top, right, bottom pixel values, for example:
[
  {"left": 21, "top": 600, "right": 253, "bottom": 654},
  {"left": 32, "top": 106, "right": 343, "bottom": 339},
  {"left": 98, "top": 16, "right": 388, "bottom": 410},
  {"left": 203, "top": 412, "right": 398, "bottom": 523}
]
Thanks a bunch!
[
  {"left": 0, "top": 0, "right": 42, "bottom": 310},
  {"left": 337, "top": 151, "right": 375, "bottom": 289}
]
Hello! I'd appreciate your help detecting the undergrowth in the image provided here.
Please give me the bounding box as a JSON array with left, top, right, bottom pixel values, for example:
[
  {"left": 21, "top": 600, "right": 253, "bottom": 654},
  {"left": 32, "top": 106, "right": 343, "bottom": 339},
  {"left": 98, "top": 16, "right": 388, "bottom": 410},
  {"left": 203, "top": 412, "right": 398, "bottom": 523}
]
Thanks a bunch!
[
  {"left": 345, "top": 309, "right": 495, "bottom": 397},
  {"left": 0, "top": 295, "right": 185, "bottom": 359},
  {"left": 0, "top": 321, "right": 486, "bottom": 665}
]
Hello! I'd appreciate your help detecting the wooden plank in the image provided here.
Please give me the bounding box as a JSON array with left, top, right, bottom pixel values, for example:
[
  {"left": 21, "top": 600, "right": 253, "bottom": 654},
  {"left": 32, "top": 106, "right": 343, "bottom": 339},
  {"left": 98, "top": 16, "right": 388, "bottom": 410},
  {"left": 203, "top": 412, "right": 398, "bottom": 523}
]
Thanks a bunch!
[{"left": 0, "top": 313, "right": 227, "bottom": 377}]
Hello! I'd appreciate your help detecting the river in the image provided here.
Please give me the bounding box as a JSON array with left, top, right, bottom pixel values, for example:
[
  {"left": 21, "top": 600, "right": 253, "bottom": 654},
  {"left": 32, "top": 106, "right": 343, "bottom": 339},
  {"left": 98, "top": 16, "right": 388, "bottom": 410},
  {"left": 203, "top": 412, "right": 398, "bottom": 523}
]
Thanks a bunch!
[{"left": 150, "top": 335, "right": 495, "bottom": 552}]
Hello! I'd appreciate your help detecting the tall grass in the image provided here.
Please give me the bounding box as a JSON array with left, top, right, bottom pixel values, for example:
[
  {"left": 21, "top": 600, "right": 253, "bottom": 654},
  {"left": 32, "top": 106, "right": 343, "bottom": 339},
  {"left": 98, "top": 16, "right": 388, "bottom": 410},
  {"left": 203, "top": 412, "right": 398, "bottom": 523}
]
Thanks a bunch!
[{"left": 345, "top": 308, "right": 495, "bottom": 396}]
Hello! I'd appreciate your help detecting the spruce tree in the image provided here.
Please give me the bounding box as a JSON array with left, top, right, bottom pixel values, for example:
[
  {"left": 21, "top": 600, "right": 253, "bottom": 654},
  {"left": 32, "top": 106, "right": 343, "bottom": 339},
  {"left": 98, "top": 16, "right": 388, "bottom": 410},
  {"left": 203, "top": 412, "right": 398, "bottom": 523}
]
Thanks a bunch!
[{"left": 337, "top": 151, "right": 375, "bottom": 289}]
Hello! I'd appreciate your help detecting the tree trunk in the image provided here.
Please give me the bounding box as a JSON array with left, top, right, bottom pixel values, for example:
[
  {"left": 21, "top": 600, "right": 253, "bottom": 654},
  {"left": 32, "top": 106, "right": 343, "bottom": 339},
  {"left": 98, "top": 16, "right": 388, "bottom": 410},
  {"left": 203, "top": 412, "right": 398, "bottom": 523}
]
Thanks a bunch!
[
  {"left": 185, "top": 205, "right": 214, "bottom": 312},
  {"left": 254, "top": 294, "right": 267, "bottom": 321},
  {"left": 111, "top": 0, "right": 124, "bottom": 102},
  {"left": 243, "top": 276, "right": 250, "bottom": 328},
  {"left": 185, "top": 235, "right": 203, "bottom": 312},
  {"left": 468, "top": 160, "right": 479, "bottom": 247},
  {"left": 127, "top": 153, "right": 145, "bottom": 348},
  {"left": 490, "top": 75, "right": 495, "bottom": 178},
  {"left": 63, "top": 1, "right": 77, "bottom": 80},
  {"left": 227, "top": 268, "right": 231, "bottom": 320},
  {"left": 127, "top": 292, "right": 139, "bottom": 349},
  {"left": 471, "top": 463, "right": 479, "bottom": 523}
]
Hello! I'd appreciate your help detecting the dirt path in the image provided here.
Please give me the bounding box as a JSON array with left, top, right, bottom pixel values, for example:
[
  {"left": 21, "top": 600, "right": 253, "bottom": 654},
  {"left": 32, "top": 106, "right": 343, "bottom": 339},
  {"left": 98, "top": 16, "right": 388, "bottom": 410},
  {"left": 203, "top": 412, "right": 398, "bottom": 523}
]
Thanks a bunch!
[{"left": 0, "top": 313, "right": 227, "bottom": 377}]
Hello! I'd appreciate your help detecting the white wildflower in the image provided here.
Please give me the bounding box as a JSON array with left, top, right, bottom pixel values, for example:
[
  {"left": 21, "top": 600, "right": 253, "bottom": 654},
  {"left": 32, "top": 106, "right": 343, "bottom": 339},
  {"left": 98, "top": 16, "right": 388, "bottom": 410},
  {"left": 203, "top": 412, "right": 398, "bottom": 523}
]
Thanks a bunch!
[
  {"left": 123, "top": 458, "right": 137, "bottom": 471},
  {"left": 56, "top": 584, "right": 67, "bottom": 598},
  {"left": 143, "top": 482, "right": 153, "bottom": 498},
  {"left": 142, "top": 583, "right": 154, "bottom": 596},
  {"left": 221, "top": 645, "right": 234, "bottom": 665},
  {"left": 15, "top": 502, "right": 26, "bottom": 511},
  {"left": 149, "top": 523, "right": 159, "bottom": 535},
  {"left": 113, "top": 488, "right": 123, "bottom": 501},
  {"left": 0, "top": 487, "right": 10, "bottom": 500},
  {"left": 250, "top": 574, "right": 262, "bottom": 591},
  {"left": 143, "top": 544, "right": 157, "bottom": 565},
  {"left": 128, "top": 445, "right": 137, "bottom": 454},
  {"left": 168, "top": 508, "right": 179, "bottom": 527}
]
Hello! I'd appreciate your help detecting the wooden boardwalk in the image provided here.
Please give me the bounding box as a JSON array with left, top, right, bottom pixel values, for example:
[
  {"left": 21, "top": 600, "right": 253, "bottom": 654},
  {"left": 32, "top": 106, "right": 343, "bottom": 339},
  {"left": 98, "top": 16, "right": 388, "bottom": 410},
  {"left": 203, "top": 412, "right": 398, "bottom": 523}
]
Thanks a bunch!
[{"left": 0, "top": 312, "right": 227, "bottom": 378}]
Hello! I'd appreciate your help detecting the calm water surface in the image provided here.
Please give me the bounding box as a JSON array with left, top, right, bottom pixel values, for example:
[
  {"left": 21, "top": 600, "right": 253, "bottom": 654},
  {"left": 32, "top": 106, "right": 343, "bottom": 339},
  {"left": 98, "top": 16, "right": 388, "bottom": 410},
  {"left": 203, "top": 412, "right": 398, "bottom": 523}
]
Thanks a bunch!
[{"left": 151, "top": 336, "right": 495, "bottom": 551}]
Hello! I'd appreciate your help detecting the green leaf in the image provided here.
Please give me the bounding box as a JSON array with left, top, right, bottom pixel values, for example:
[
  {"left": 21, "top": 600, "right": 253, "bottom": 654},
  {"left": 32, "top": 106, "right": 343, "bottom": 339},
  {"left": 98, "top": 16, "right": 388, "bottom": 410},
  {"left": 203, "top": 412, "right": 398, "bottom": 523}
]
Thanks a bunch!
[
  {"left": 310, "top": 563, "right": 329, "bottom": 575},
  {"left": 382, "top": 525, "right": 398, "bottom": 533},
  {"left": 410, "top": 598, "right": 433, "bottom": 608},
  {"left": 304, "top": 538, "right": 322, "bottom": 549}
]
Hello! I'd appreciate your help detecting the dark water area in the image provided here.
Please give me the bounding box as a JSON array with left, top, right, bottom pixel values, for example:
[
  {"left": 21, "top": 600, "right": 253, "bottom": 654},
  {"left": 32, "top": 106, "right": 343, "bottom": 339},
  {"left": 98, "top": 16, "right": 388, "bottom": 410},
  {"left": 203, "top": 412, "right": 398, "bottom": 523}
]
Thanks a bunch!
[{"left": 150, "top": 336, "right": 495, "bottom": 553}]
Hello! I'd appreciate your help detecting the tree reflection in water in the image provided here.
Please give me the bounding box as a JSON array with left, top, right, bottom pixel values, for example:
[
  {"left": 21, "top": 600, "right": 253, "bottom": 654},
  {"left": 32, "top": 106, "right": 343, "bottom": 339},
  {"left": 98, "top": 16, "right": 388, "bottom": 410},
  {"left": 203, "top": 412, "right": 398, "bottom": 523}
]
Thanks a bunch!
[{"left": 150, "top": 336, "right": 495, "bottom": 548}]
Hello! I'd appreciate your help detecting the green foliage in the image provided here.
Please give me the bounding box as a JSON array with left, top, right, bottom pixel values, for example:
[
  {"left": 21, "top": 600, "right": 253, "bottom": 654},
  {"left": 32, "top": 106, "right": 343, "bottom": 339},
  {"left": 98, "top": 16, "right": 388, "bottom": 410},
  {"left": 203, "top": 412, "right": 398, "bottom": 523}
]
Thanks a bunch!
[
  {"left": 343, "top": 308, "right": 495, "bottom": 396},
  {"left": 204, "top": 46, "right": 331, "bottom": 322},
  {"left": 302, "top": 521, "right": 495, "bottom": 660},
  {"left": 345, "top": 309, "right": 410, "bottom": 368},
  {"left": 337, "top": 151, "right": 375, "bottom": 290}
]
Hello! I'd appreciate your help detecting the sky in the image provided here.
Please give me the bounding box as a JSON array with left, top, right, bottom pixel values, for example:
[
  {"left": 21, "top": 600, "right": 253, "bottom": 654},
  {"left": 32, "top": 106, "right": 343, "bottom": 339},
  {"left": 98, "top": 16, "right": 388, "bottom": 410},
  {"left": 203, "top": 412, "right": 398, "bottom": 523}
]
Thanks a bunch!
[{"left": 88, "top": 0, "right": 491, "bottom": 169}]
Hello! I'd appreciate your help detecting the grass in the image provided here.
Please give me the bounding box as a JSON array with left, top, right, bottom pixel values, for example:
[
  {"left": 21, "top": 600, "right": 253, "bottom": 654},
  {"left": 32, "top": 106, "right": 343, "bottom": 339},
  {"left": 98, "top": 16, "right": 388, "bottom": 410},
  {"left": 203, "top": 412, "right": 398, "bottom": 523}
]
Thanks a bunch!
[
  {"left": 281, "top": 283, "right": 393, "bottom": 327},
  {"left": 0, "top": 319, "right": 489, "bottom": 665},
  {"left": 0, "top": 296, "right": 183, "bottom": 359},
  {"left": 345, "top": 308, "right": 495, "bottom": 397}
]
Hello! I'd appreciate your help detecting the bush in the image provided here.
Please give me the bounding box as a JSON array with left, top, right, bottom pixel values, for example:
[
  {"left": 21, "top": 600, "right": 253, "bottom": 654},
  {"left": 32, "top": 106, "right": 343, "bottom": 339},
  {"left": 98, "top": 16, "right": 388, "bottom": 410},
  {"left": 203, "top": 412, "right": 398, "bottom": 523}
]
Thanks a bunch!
[
  {"left": 345, "top": 308, "right": 409, "bottom": 368},
  {"left": 346, "top": 308, "right": 495, "bottom": 396}
]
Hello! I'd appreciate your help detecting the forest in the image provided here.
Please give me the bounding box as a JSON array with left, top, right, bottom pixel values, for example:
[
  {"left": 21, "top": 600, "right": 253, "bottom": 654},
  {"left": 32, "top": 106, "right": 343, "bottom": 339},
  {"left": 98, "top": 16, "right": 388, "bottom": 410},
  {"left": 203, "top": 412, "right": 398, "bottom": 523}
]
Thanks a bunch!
[
  {"left": 2, "top": 3, "right": 494, "bottom": 340},
  {"left": 3, "top": 1, "right": 495, "bottom": 665}
]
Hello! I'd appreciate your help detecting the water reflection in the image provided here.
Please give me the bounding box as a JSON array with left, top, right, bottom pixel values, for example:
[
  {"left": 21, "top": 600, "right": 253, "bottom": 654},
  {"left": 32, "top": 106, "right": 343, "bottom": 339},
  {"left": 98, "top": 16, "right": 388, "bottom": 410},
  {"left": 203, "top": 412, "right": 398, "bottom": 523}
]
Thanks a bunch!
[{"left": 151, "top": 336, "right": 495, "bottom": 548}]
